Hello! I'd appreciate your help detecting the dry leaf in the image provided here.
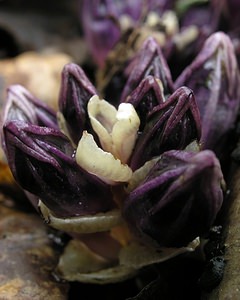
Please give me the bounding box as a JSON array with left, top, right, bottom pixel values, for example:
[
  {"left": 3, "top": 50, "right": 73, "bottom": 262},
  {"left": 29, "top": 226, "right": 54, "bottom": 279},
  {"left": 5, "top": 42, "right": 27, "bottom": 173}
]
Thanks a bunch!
[{"left": 0, "top": 51, "right": 73, "bottom": 111}]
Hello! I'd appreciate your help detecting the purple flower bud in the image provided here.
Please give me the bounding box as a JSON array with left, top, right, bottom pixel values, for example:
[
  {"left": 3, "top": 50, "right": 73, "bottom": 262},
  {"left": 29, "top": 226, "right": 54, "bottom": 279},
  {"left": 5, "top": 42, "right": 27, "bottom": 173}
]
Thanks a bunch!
[
  {"left": 1, "top": 84, "right": 58, "bottom": 153},
  {"left": 2, "top": 84, "right": 57, "bottom": 128},
  {"left": 58, "top": 63, "right": 97, "bottom": 144},
  {"left": 175, "top": 32, "right": 240, "bottom": 152},
  {"left": 81, "top": 0, "right": 143, "bottom": 67},
  {"left": 123, "top": 75, "right": 165, "bottom": 130},
  {"left": 3, "top": 120, "right": 114, "bottom": 218},
  {"left": 121, "top": 37, "right": 174, "bottom": 102},
  {"left": 123, "top": 149, "right": 224, "bottom": 247},
  {"left": 130, "top": 86, "right": 201, "bottom": 170}
]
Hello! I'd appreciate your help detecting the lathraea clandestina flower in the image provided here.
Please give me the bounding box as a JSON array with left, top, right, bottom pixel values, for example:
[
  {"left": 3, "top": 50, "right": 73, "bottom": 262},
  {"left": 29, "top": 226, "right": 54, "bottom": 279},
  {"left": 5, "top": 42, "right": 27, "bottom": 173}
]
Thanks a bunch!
[{"left": 1, "top": 34, "right": 231, "bottom": 283}]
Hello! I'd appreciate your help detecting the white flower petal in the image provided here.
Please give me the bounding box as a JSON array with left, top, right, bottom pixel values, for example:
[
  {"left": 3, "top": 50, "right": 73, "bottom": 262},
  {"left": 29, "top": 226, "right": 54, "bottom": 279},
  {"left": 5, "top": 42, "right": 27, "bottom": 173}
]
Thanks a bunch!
[
  {"left": 39, "top": 200, "right": 122, "bottom": 233},
  {"left": 57, "top": 239, "right": 136, "bottom": 284},
  {"left": 112, "top": 103, "right": 140, "bottom": 163},
  {"left": 57, "top": 239, "right": 111, "bottom": 275},
  {"left": 56, "top": 238, "right": 200, "bottom": 284},
  {"left": 76, "top": 131, "right": 132, "bottom": 184},
  {"left": 119, "top": 238, "right": 200, "bottom": 269},
  {"left": 88, "top": 95, "right": 116, "bottom": 152},
  {"left": 162, "top": 10, "right": 179, "bottom": 37},
  {"left": 88, "top": 96, "right": 140, "bottom": 163},
  {"left": 126, "top": 157, "right": 160, "bottom": 192},
  {"left": 57, "top": 111, "right": 75, "bottom": 146}
]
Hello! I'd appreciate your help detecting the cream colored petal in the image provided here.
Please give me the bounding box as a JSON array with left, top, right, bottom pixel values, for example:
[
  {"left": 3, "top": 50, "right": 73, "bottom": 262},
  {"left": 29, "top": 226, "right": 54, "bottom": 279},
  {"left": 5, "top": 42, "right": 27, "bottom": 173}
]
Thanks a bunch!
[
  {"left": 57, "top": 239, "right": 111, "bottom": 275},
  {"left": 126, "top": 157, "right": 159, "bottom": 192},
  {"left": 76, "top": 131, "right": 132, "bottom": 185},
  {"left": 173, "top": 25, "right": 199, "bottom": 51},
  {"left": 39, "top": 200, "right": 122, "bottom": 233},
  {"left": 57, "top": 239, "right": 136, "bottom": 284},
  {"left": 185, "top": 140, "right": 201, "bottom": 152},
  {"left": 119, "top": 238, "right": 200, "bottom": 269},
  {"left": 56, "top": 238, "right": 200, "bottom": 284},
  {"left": 156, "top": 78, "right": 166, "bottom": 101},
  {"left": 162, "top": 10, "right": 179, "bottom": 37},
  {"left": 88, "top": 95, "right": 116, "bottom": 152},
  {"left": 58, "top": 264, "right": 136, "bottom": 284},
  {"left": 57, "top": 111, "right": 75, "bottom": 146},
  {"left": 111, "top": 103, "right": 140, "bottom": 163}
]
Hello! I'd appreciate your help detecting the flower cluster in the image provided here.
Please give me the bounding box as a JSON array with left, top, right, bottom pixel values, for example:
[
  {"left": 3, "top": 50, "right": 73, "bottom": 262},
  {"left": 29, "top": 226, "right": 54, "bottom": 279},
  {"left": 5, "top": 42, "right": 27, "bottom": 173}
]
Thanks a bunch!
[
  {"left": 81, "top": 0, "right": 240, "bottom": 70},
  {"left": 1, "top": 3, "right": 240, "bottom": 284}
]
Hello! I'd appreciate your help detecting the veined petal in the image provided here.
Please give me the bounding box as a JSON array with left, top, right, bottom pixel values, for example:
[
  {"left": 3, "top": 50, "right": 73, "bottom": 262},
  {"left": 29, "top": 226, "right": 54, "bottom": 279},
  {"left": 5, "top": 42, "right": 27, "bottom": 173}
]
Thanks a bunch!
[
  {"left": 112, "top": 103, "right": 140, "bottom": 163},
  {"left": 76, "top": 131, "right": 132, "bottom": 185},
  {"left": 88, "top": 95, "right": 117, "bottom": 153}
]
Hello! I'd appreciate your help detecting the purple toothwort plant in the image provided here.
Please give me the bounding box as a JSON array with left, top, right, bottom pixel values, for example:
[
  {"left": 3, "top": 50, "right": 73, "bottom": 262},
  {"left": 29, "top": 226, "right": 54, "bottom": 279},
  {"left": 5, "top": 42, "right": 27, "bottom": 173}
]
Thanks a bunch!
[{"left": 1, "top": 31, "right": 230, "bottom": 283}]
